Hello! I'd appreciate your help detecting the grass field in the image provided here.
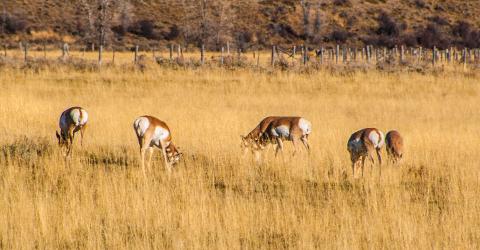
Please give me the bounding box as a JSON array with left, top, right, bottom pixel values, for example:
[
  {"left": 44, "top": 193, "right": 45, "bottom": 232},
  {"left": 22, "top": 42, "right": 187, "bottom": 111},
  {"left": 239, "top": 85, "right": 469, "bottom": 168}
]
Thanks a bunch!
[{"left": 0, "top": 60, "right": 479, "bottom": 249}]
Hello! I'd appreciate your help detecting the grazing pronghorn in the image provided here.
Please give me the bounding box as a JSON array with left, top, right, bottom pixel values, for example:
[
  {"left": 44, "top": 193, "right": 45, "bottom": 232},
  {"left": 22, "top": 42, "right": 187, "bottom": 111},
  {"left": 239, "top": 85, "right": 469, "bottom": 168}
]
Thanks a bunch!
[
  {"left": 241, "top": 116, "right": 311, "bottom": 157},
  {"left": 133, "top": 115, "right": 181, "bottom": 172},
  {"left": 347, "top": 128, "right": 384, "bottom": 177},
  {"left": 55, "top": 107, "right": 88, "bottom": 156},
  {"left": 385, "top": 130, "right": 404, "bottom": 163}
]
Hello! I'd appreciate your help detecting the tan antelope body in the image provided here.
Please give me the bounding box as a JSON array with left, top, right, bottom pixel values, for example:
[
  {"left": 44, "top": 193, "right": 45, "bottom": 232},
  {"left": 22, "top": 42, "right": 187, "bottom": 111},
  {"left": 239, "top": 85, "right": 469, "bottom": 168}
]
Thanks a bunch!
[
  {"left": 347, "top": 128, "right": 384, "bottom": 177},
  {"left": 242, "top": 116, "right": 311, "bottom": 157},
  {"left": 56, "top": 107, "right": 88, "bottom": 156},
  {"left": 133, "top": 116, "right": 181, "bottom": 172},
  {"left": 385, "top": 130, "right": 404, "bottom": 163}
]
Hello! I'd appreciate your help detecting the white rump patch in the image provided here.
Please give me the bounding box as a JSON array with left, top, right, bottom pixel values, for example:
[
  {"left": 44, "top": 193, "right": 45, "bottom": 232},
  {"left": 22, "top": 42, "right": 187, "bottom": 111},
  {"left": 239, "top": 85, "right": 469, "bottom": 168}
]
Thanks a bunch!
[
  {"left": 368, "top": 130, "right": 384, "bottom": 149},
  {"left": 79, "top": 109, "right": 88, "bottom": 125},
  {"left": 298, "top": 118, "right": 312, "bottom": 135},
  {"left": 134, "top": 117, "right": 150, "bottom": 137},
  {"left": 70, "top": 109, "right": 82, "bottom": 126},
  {"left": 377, "top": 131, "right": 385, "bottom": 149}
]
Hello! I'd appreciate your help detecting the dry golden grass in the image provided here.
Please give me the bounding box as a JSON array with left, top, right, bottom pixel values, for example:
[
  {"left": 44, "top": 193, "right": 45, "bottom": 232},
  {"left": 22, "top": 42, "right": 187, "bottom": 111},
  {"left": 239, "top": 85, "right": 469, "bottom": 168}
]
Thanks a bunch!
[{"left": 0, "top": 59, "right": 479, "bottom": 249}]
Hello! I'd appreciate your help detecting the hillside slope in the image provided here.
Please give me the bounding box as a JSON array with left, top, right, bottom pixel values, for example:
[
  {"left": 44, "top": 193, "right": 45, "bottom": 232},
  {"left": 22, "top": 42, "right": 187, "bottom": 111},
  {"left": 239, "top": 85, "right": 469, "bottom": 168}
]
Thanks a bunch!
[{"left": 1, "top": 0, "right": 479, "bottom": 49}]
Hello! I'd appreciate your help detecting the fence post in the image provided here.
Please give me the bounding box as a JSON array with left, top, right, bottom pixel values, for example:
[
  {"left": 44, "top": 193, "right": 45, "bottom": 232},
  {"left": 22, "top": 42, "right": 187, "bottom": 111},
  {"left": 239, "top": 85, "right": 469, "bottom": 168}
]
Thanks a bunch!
[
  {"left": 62, "top": 43, "right": 69, "bottom": 59},
  {"left": 400, "top": 45, "right": 404, "bottom": 63},
  {"left": 256, "top": 48, "right": 260, "bottom": 67},
  {"left": 98, "top": 45, "right": 103, "bottom": 65},
  {"left": 367, "top": 46, "right": 371, "bottom": 63},
  {"left": 43, "top": 42, "right": 46, "bottom": 59},
  {"left": 220, "top": 47, "right": 224, "bottom": 65},
  {"left": 292, "top": 46, "right": 296, "bottom": 58},
  {"left": 227, "top": 42, "right": 230, "bottom": 55},
  {"left": 334, "top": 44, "right": 339, "bottom": 64},
  {"left": 271, "top": 45, "right": 276, "bottom": 66},
  {"left": 342, "top": 46, "right": 347, "bottom": 63},
  {"left": 134, "top": 45, "right": 138, "bottom": 64},
  {"left": 432, "top": 46, "right": 436, "bottom": 67},
  {"left": 169, "top": 44, "right": 173, "bottom": 61},
  {"left": 463, "top": 48, "right": 467, "bottom": 69},
  {"left": 23, "top": 42, "right": 28, "bottom": 63},
  {"left": 200, "top": 44, "right": 205, "bottom": 65},
  {"left": 303, "top": 45, "right": 308, "bottom": 65}
]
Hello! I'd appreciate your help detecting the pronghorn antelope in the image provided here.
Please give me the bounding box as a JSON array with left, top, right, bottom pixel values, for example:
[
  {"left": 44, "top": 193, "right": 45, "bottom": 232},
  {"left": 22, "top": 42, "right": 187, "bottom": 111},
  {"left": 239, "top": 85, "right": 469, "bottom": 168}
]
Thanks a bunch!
[
  {"left": 55, "top": 106, "right": 88, "bottom": 156},
  {"left": 347, "top": 128, "right": 384, "bottom": 177},
  {"left": 385, "top": 130, "right": 404, "bottom": 163},
  {"left": 241, "top": 116, "right": 311, "bottom": 157},
  {"left": 133, "top": 115, "right": 181, "bottom": 172}
]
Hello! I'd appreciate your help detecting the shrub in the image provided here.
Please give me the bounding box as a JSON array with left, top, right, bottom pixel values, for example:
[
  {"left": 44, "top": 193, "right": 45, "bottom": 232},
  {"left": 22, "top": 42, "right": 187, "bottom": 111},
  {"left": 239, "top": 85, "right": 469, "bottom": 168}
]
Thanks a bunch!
[
  {"left": 128, "top": 19, "right": 159, "bottom": 39},
  {"left": 376, "top": 12, "right": 400, "bottom": 37},
  {"left": 416, "top": 24, "right": 448, "bottom": 49},
  {"left": 0, "top": 13, "right": 28, "bottom": 34},
  {"left": 329, "top": 29, "right": 349, "bottom": 43}
]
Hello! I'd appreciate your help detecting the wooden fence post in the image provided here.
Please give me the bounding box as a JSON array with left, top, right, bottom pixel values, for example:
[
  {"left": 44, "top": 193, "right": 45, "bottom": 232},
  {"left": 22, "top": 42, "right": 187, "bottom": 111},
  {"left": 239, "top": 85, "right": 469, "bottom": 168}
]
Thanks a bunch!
[
  {"left": 200, "top": 44, "right": 205, "bottom": 65},
  {"left": 366, "top": 46, "right": 371, "bottom": 63},
  {"left": 271, "top": 45, "right": 276, "bottom": 66},
  {"left": 62, "top": 43, "right": 69, "bottom": 59},
  {"left": 432, "top": 46, "right": 436, "bottom": 67},
  {"left": 169, "top": 44, "right": 173, "bottom": 61},
  {"left": 400, "top": 45, "right": 404, "bottom": 63},
  {"left": 335, "top": 44, "right": 339, "bottom": 64},
  {"left": 134, "top": 45, "right": 138, "bottom": 64},
  {"left": 220, "top": 47, "right": 224, "bottom": 65},
  {"left": 23, "top": 42, "right": 28, "bottom": 62},
  {"left": 463, "top": 48, "right": 467, "bottom": 69},
  {"left": 98, "top": 45, "right": 103, "bottom": 65},
  {"left": 303, "top": 45, "right": 308, "bottom": 65},
  {"left": 43, "top": 42, "right": 46, "bottom": 59},
  {"left": 256, "top": 48, "right": 260, "bottom": 67},
  {"left": 292, "top": 46, "right": 296, "bottom": 64}
]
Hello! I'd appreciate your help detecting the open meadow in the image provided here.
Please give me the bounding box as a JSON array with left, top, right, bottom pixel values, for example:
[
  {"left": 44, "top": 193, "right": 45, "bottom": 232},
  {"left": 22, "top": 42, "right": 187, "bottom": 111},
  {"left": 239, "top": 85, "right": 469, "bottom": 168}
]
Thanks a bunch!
[{"left": 0, "top": 58, "right": 479, "bottom": 249}]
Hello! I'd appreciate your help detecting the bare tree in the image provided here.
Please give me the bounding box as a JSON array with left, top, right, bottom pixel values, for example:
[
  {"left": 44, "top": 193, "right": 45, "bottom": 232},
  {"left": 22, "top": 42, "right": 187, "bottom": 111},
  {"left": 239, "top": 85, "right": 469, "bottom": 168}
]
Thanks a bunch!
[{"left": 300, "top": 0, "right": 311, "bottom": 42}]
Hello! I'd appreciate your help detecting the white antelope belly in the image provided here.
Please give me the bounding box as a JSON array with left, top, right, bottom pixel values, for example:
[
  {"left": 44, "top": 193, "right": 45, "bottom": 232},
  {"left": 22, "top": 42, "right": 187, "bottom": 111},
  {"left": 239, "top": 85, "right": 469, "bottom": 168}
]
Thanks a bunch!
[{"left": 271, "top": 125, "right": 290, "bottom": 138}]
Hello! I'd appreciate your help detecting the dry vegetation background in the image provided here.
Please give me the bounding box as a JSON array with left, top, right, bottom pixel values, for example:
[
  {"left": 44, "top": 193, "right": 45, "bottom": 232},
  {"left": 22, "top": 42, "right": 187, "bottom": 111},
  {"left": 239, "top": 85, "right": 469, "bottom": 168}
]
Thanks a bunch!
[{"left": 0, "top": 53, "right": 480, "bottom": 249}]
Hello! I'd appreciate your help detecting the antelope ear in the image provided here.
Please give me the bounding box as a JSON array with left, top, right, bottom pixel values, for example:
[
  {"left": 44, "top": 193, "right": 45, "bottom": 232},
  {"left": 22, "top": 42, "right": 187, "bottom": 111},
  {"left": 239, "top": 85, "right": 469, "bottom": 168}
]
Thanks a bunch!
[{"left": 56, "top": 131, "right": 60, "bottom": 140}]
